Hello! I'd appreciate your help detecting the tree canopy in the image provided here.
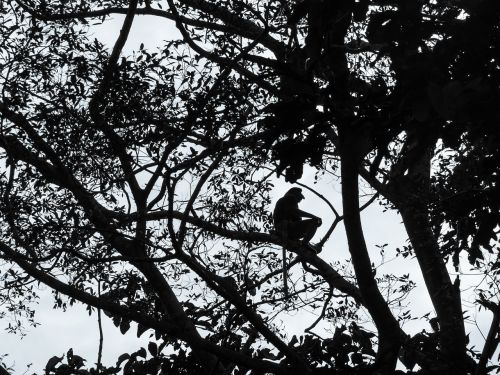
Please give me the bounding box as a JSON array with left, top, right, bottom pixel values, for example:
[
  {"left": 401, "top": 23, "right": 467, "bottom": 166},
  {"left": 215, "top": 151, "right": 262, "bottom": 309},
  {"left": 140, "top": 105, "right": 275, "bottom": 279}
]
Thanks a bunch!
[{"left": 0, "top": 0, "right": 499, "bottom": 374}]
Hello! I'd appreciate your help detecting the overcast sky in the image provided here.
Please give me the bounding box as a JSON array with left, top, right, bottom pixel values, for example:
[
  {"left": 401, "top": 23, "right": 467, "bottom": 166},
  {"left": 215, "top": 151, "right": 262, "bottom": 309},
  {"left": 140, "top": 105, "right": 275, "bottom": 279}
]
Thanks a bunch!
[{"left": 2, "top": 12, "right": 495, "bottom": 373}]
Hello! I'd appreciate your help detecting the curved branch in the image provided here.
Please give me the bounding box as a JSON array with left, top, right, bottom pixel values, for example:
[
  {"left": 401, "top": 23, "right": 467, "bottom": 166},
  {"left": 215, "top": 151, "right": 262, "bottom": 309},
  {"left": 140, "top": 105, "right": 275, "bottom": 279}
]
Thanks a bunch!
[
  {"left": 0, "top": 240, "right": 180, "bottom": 335},
  {"left": 86, "top": 0, "right": 144, "bottom": 203},
  {"left": 305, "top": 286, "right": 334, "bottom": 333},
  {"left": 295, "top": 181, "right": 340, "bottom": 218},
  {"left": 14, "top": 2, "right": 285, "bottom": 55},
  {"left": 176, "top": 250, "right": 311, "bottom": 372},
  {"left": 179, "top": 0, "right": 286, "bottom": 56},
  {"left": 340, "top": 129, "right": 401, "bottom": 372},
  {"left": 164, "top": 0, "right": 279, "bottom": 95},
  {"left": 0, "top": 240, "right": 284, "bottom": 374},
  {"left": 121, "top": 208, "right": 364, "bottom": 302}
]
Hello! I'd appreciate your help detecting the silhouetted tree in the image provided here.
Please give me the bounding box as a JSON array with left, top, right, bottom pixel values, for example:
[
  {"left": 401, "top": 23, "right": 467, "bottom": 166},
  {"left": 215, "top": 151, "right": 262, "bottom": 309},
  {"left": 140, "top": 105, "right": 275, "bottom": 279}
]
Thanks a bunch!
[{"left": 0, "top": 1, "right": 499, "bottom": 374}]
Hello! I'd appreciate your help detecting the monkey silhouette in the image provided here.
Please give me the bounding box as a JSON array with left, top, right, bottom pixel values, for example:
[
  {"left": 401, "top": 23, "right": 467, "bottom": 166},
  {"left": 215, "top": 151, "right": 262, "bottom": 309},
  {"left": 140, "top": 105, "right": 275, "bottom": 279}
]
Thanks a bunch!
[
  {"left": 273, "top": 187, "right": 322, "bottom": 250},
  {"left": 273, "top": 187, "right": 322, "bottom": 297}
]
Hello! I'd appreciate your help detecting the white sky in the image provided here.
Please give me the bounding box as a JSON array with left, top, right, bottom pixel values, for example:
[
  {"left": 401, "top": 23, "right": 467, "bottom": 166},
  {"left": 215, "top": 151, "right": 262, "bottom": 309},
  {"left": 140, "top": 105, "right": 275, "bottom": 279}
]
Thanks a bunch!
[{"left": 2, "top": 12, "right": 495, "bottom": 373}]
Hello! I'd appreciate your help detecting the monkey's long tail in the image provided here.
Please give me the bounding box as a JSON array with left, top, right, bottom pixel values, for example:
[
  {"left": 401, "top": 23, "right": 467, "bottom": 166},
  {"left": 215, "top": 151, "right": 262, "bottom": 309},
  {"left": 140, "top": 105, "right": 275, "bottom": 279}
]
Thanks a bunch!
[{"left": 282, "top": 246, "right": 289, "bottom": 298}]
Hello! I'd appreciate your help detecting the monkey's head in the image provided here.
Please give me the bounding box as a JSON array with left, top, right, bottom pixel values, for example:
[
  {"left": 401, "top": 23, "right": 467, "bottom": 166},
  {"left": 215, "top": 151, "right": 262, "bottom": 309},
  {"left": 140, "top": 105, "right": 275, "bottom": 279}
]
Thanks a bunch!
[{"left": 285, "top": 187, "right": 305, "bottom": 202}]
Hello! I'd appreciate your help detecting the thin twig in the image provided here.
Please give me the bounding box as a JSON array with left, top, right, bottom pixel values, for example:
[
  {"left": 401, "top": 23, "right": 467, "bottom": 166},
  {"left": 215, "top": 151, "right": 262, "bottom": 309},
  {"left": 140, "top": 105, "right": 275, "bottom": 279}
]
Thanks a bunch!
[
  {"left": 305, "top": 287, "right": 334, "bottom": 332},
  {"left": 295, "top": 181, "right": 340, "bottom": 217}
]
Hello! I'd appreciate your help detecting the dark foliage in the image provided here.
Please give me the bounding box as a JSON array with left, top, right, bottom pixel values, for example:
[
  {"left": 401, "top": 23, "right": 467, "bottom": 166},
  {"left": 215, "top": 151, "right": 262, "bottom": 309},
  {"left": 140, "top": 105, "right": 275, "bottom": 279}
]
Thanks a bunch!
[{"left": 0, "top": 1, "right": 499, "bottom": 374}]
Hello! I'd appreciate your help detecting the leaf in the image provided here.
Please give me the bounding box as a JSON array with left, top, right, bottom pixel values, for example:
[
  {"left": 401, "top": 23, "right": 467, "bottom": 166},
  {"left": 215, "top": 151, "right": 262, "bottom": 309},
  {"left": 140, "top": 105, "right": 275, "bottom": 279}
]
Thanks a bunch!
[
  {"left": 45, "top": 355, "right": 62, "bottom": 373},
  {"left": 116, "top": 353, "right": 130, "bottom": 366},
  {"left": 136, "top": 323, "right": 148, "bottom": 338},
  {"left": 120, "top": 320, "right": 131, "bottom": 334},
  {"left": 136, "top": 347, "right": 147, "bottom": 358},
  {"left": 148, "top": 342, "right": 158, "bottom": 357},
  {"left": 55, "top": 364, "right": 71, "bottom": 375},
  {"left": 104, "top": 366, "right": 121, "bottom": 374}
]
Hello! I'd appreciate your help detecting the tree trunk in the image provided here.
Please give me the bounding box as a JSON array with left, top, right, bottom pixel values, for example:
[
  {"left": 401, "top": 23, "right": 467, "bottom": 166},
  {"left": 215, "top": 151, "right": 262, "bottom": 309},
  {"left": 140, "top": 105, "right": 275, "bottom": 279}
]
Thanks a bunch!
[
  {"left": 400, "top": 204, "right": 466, "bottom": 374},
  {"left": 396, "top": 150, "right": 466, "bottom": 375},
  {"left": 340, "top": 131, "right": 401, "bottom": 373}
]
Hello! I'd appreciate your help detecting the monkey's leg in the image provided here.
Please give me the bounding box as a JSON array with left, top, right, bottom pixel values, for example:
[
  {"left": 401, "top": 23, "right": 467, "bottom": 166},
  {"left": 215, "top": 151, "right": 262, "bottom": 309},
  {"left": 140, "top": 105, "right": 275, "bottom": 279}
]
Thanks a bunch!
[{"left": 301, "top": 219, "right": 319, "bottom": 244}]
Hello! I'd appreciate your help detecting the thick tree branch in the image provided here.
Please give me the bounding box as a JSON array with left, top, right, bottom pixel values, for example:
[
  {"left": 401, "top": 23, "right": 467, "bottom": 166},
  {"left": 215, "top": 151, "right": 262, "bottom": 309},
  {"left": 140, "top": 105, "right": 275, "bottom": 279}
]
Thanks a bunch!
[
  {"left": 14, "top": 2, "right": 285, "bottom": 55},
  {"left": 0, "top": 240, "right": 180, "bottom": 335},
  {"left": 0, "top": 102, "right": 69, "bottom": 173},
  {"left": 0, "top": 241, "right": 284, "bottom": 374},
  {"left": 132, "top": 261, "right": 227, "bottom": 373},
  {"left": 179, "top": 0, "right": 286, "bottom": 56},
  {"left": 339, "top": 130, "right": 401, "bottom": 373},
  {"left": 115, "top": 208, "right": 363, "bottom": 302},
  {"left": 475, "top": 302, "right": 500, "bottom": 375},
  {"left": 176, "top": 250, "right": 311, "bottom": 373},
  {"left": 0, "top": 133, "right": 130, "bottom": 251}
]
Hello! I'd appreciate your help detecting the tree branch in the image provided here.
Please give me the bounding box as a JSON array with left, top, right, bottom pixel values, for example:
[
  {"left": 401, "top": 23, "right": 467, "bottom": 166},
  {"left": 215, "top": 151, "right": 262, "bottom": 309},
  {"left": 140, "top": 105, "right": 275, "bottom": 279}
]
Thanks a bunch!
[
  {"left": 340, "top": 130, "right": 401, "bottom": 372},
  {"left": 117, "top": 208, "right": 364, "bottom": 303},
  {"left": 87, "top": 0, "right": 144, "bottom": 203},
  {"left": 0, "top": 240, "right": 180, "bottom": 335},
  {"left": 165, "top": 0, "right": 280, "bottom": 95},
  {"left": 0, "top": 240, "right": 284, "bottom": 374},
  {"left": 14, "top": 2, "right": 285, "bottom": 55},
  {"left": 475, "top": 302, "right": 500, "bottom": 375}
]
